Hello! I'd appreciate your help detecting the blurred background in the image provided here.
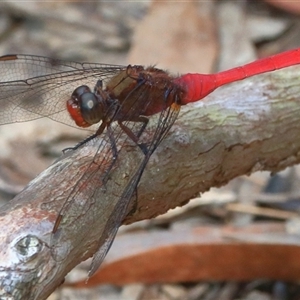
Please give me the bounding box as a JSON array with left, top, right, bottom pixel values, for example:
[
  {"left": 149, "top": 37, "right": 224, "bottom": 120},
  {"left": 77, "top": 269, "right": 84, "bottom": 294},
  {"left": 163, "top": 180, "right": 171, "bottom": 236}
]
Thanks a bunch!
[{"left": 1, "top": 1, "right": 300, "bottom": 299}]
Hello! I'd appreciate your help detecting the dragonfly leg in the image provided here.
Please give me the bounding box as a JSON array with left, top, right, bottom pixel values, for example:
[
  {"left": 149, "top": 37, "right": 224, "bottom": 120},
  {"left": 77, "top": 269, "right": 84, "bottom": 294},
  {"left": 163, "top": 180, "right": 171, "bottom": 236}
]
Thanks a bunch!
[
  {"left": 136, "top": 116, "right": 149, "bottom": 138},
  {"left": 94, "top": 79, "right": 103, "bottom": 92},
  {"left": 106, "top": 125, "right": 118, "bottom": 160},
  {"left": 118, "top": 116, "right": 149, "bottom": 155},
  {"left": 99, "top": 124, "right": 119, "bottom": 186},
  {"left": 62, "top": 120, "right": 108, "bottom": 153},
  {"left": 62, "top": 133, "right": 99, "bottom": 153}
]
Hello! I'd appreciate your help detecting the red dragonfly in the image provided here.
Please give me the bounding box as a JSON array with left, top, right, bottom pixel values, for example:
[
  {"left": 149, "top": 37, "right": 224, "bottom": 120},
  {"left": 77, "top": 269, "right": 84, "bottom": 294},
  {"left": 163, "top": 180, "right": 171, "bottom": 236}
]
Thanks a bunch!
[{"left": 0, "top": 48, "right": 299, "bottom": 275}]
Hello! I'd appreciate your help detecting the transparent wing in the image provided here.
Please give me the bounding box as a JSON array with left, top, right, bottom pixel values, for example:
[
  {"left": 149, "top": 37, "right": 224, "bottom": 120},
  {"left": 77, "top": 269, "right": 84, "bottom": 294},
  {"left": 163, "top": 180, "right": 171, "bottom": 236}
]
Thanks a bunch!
[
  {"left": 0, "top": 54, "right": 126, "bottom": 127},
  {"left": 87, "top": 100, "right": 180, "bottom": 275}
]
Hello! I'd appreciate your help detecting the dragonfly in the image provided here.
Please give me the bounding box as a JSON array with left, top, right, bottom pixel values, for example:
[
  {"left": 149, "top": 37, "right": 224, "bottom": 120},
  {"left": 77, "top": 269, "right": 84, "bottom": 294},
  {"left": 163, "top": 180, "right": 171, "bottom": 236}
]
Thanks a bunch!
[{"left": 0, "top": 48, "right": 299, "bottom": 276}]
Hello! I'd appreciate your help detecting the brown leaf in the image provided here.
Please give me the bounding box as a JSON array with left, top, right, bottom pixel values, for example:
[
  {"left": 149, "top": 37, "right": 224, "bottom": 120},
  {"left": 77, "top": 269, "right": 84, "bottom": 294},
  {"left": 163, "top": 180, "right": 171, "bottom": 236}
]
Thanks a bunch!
[
  {"left": 263, "top": 0, "right": 300, "bottom": 15},
  {"left": 128, "top": 1, "right": 218, "bottom": 74},
  {"left": 71, "top": 222, "right": 300, "bottom": 287}
]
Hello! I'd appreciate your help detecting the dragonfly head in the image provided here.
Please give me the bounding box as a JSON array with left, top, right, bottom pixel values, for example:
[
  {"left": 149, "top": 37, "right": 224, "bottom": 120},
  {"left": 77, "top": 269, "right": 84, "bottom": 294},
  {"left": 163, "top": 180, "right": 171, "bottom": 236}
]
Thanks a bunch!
[{"left": 67, "top": 85, "right": 105, "bottom": 128}]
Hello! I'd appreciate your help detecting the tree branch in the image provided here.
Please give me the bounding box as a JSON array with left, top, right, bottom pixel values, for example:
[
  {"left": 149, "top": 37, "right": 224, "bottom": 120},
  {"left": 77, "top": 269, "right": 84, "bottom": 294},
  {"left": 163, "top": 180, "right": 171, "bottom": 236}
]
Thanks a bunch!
[{"left": 0, "top": 66, "right": 300, "bottom": 299}]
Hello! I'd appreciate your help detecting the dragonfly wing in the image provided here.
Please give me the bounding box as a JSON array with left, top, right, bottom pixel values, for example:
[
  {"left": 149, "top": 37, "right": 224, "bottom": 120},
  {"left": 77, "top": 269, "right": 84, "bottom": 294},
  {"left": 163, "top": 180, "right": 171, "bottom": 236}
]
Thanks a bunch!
[
  {"left": 88, "top": 228, "right": 118, "bottom": 277},
  {"left": 0, "top": 54, "right": 125, "bottom": 127},
  {"left": 88, "top": 95, "right": 180, "bottom": 276},
  {"left": 88, "top": 152, "right": 148, "bottom": 277},
  {"left": 49, "top": 129, "right": 141, "bottom": 276}
]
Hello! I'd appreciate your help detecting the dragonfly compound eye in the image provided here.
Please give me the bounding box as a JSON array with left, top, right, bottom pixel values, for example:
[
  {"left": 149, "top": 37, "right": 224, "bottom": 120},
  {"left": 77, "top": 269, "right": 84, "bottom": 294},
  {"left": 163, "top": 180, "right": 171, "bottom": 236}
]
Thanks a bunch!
[
  {"left": 67, "top": 85, "right": 103, "bottom": 128},
  {"left": 72, "top": 85, "right": 92, "bottom": 100},
  {"left": 80, "top": 92, "right": 102, "bottom": 125}
]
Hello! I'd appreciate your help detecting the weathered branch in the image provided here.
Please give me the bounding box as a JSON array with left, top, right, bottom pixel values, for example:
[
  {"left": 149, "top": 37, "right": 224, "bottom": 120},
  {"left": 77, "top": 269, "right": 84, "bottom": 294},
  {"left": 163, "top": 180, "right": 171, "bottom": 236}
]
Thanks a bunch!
[
  {"left": 0, "top": 66, "right": 300, "bottom": 299},
  {"left": 128, "top": 66, "right": 300, "bottom": 223}
]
